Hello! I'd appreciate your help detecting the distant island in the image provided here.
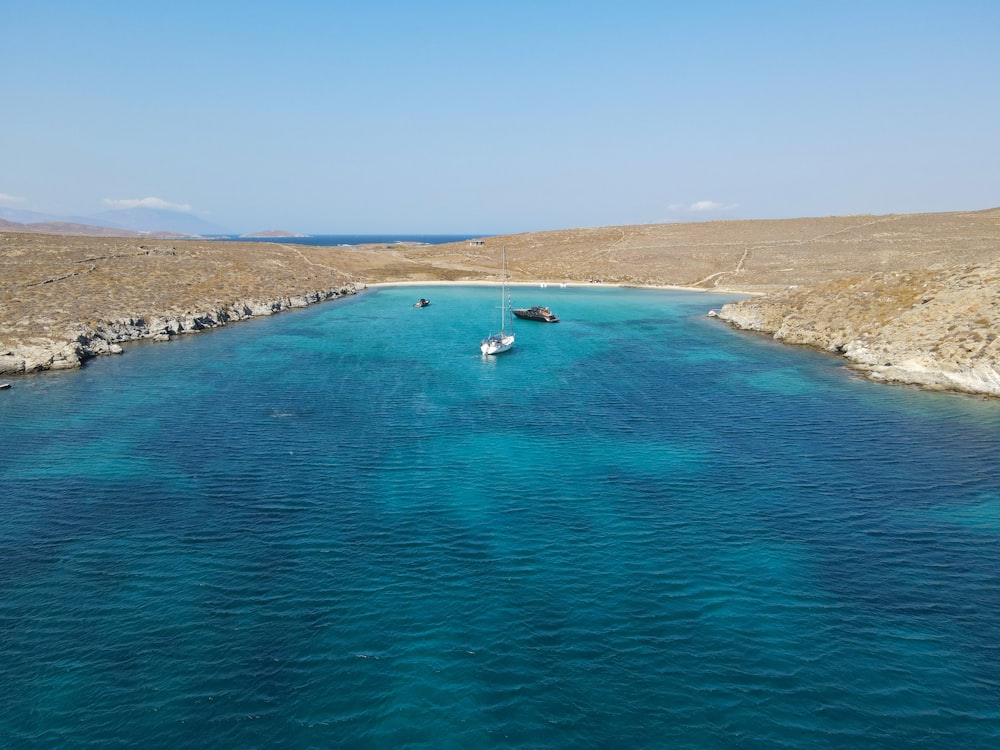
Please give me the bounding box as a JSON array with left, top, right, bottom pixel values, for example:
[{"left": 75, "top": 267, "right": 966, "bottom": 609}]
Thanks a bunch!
[{"left": 238, "top": 230, "right": 309, "bottom": 238}]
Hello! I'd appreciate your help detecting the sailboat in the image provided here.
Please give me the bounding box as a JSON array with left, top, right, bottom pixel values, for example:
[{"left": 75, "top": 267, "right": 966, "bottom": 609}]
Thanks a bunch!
[{"left": 480, "top": 246, "right": 515, "bottom": 355}]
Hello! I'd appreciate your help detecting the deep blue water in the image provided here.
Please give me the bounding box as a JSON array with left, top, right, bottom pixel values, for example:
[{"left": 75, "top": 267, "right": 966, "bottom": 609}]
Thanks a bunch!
[
  {"left": 218, "top": 234, "right": 481, "bottom": 246},
  {"left": 2, "top": 285, "right": 1000, "bottom": 749}
]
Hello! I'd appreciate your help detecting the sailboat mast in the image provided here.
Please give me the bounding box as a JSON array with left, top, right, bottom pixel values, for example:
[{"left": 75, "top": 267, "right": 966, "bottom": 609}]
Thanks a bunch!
[{"left": 502, "top": 245, "right": 512, "bottom": 333}]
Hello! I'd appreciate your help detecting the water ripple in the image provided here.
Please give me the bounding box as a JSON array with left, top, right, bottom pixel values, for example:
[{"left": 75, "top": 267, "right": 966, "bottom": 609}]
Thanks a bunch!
[{"left": 2, "top": 286, "right": 1000, "bottom": 747}]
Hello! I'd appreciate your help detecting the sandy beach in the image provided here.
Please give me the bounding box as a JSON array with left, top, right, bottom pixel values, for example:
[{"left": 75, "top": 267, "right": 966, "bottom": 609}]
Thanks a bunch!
[{"left": 369, "top": 279, "right": 718, "bottom": 292}]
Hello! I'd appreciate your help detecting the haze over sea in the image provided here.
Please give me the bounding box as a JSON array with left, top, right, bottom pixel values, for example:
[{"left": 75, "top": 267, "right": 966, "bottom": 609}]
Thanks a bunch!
[{"left": 2, "top": 285, "right": 1000, "bottom": 748}]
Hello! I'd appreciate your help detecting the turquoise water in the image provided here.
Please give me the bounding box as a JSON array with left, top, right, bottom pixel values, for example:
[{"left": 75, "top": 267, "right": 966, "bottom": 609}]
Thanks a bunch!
[{"left": 2, "top": 285, "right": 1000, "bottom": 748}]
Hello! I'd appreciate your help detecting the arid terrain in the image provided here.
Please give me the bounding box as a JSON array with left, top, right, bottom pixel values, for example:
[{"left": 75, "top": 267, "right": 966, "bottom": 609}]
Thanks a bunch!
[{"left": 2, "top": 208, "right": 998, "bottom": 394}]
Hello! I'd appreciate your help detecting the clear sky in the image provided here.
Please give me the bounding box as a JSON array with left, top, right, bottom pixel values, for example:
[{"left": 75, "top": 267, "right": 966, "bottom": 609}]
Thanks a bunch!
[{"left": 3, "top": 0, "right": 998, "bottom": 234}]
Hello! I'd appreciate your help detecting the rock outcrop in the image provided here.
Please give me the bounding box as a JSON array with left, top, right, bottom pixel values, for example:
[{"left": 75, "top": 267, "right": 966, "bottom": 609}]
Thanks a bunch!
[
  {"left": 0, "top": 286, "right": 359, "bottom": 375},
  {"left": 717, "top": 265, "right": 1000, "bottom": 396}
]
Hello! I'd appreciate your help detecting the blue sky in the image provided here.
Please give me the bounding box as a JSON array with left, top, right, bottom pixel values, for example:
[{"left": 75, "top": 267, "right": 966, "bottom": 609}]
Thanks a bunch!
[{"left": 3, "top": 0, "right": 998, "bottom": 234}]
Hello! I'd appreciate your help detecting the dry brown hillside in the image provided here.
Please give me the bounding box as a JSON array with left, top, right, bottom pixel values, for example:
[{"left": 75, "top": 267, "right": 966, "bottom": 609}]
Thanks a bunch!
[
  {"left": 417, "top": 209, "right": 1000, "bottom": 290},
  {"left": 2, "top": 208, "right": 999, "bottom": 393}
]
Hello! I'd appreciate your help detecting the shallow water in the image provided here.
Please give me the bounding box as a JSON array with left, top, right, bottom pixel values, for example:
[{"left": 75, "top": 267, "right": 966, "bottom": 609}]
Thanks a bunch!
[{"left": 2, "top": 285, "right": 999, "bottom": 748}]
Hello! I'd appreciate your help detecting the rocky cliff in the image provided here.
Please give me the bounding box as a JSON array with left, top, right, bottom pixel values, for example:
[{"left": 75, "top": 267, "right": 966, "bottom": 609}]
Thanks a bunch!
[{"left": 716, "top": 264, "right": 1000, "bottom": 396}]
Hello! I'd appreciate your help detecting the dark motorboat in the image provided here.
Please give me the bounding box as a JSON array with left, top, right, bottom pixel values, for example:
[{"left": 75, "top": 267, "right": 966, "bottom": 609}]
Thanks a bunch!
[
  {"left": 512, "top": 305, "right": 559, "bottom": 322},
  {"left": 413, "top": 298, "right": 431, "bottom": 308}
]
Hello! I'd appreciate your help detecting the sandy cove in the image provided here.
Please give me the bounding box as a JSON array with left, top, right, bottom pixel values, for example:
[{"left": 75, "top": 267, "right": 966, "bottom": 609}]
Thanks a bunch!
[
  {"left": 370, "top": 280, "right": 721, "bottom": 292},
  {"left": 2, "top": 208, "right": 999, "bottom": 396}
]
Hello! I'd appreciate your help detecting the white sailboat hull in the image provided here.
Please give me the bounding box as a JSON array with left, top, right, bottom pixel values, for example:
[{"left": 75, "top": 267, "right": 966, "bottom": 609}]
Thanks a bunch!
[{"left": 480, "top": 332, "right": 515, "bottom": 355}]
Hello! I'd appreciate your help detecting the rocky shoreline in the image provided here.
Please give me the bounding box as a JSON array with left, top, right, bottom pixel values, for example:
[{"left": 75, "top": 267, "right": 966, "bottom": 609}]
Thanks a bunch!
[
  {"left": 0, "top": 286, "right": 361, "bottom": 375},
  {"left": 715, "top": 264, "right": 1000, "bottom": 396}
]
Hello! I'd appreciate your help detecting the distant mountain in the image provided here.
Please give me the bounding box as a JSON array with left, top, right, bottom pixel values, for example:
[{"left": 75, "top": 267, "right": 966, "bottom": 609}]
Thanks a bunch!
[
  {"left": 0, "top": 205, "right": 230, "bottom": 237},
  {"left": 0, "top": 207, "right": 101, "bottom": 226},
  {"left": 0, "top": 217, "right": 188, "bottom": 238},
  {"left": 89, "top": 208, "right": 230, "bottom": 236}
]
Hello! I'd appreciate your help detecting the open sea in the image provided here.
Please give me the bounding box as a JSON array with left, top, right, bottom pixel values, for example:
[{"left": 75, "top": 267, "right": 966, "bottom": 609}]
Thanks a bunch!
[{"left": 2, "top": 285, "right": 1000, "bottom": 748}]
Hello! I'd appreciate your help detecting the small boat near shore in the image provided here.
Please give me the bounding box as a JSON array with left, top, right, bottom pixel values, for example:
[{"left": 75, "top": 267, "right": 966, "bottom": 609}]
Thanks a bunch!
[
  {"left": 413, "top": 298, "right": 430, "bottom": 308},
  {"left": 0, "top": 383, "right": 10, "bottom": 390},
  {"left": 513, "top": 306, "right": 559, "bottom": 323}
]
